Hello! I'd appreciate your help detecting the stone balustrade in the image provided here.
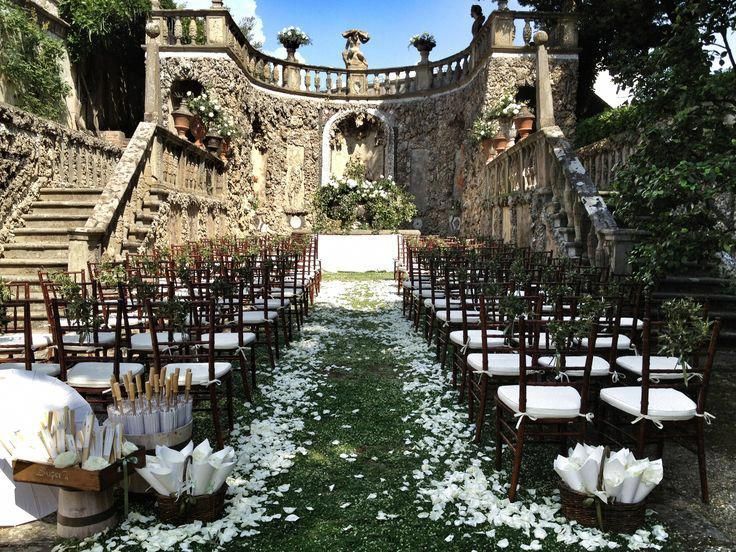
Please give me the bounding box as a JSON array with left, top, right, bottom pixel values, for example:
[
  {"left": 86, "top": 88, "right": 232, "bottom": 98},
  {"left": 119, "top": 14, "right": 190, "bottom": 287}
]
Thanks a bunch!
[
  {"left": 462, "top": 127, "right": 639, "bottom": 275},
  {"left": 149, "top": 8, "right": 578, "bottom": 100},
  {"left": 575, "top": 135, "right": 635, "bottom": 192},
  {"left": 69, "top": 123, "right": 226, "bottom": 267}
]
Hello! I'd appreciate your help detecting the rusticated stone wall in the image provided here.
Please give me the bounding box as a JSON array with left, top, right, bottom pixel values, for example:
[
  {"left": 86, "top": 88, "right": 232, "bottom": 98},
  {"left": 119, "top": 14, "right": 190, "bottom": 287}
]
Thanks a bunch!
[{"left": 159, "top": 52, "right": 577, "bottom": 235}]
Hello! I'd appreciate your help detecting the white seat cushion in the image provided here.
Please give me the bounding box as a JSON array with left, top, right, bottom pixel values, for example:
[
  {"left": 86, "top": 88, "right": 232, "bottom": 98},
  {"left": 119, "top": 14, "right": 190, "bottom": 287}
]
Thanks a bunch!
[
  {"left": 63, "top": 332, "right": 116, "bottom": 347},
  {"left": 0, "top": 362, "right": 61, "bottom": 377},
  {"left": 255, "top": 298, "right": 291, "bottom": 309},
  {"left": 600, "top": 387, "right": 697, "bottom": 421},
  {"left": 163, "top": 362, "right": 232, "bottom": 386},
  {"left": 538, "top": 355, "right": 611, "bottom": 377},
  {"left": 67, "top": 362, "right": 143, "bottom": 388},
  {"left": 0, "top": 333, "right": 53, "bottom": 351},
  {"left": 449, "top": 329, "right": 505, "bottom": 349},
  {"left": 131, "top": 332, "right": 185, "bottom": 351},
  {"left": 579, "top": 335, "right": 632, "bottom": 350},
  {"left": 619, "top": 317, "right": 644, "bottom": 330},
  {"left": 498, "top": 385, "right": 582, "bottom": 419},
  {"left": 413, "top": 289, "right": 443, "bottom": 299},
  {"left": 467, "top": 353, "right": 531, "bottom": 376},
  {"left": 243, "top": 310, "right": 278, "bottom": 324},
  {"left": 424, "top": 298, "right": 461, "bottom": 310},
  {"left": 436, "top": 310, "right": 480, "bottom": 324},
  {"left": 616, "top": 356, "right": 691, "bottom": 381},
  {"left": 201, "top": 332, "right": 256, "bottom": 350}
]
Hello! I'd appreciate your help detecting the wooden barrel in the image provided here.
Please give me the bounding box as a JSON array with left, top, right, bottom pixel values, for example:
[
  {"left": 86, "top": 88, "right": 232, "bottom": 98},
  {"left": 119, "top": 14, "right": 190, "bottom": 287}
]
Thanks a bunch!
[{"left": 57, "top": 488, "right": 118, "bottom": 539}]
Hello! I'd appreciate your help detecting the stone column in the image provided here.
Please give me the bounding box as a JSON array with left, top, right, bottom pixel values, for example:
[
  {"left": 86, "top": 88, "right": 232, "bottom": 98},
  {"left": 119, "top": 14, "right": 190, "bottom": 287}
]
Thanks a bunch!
[
  {"left": 600, "top": 229, "right": 646, "bottom": 275},
  {"left": 534, "top": 31, "right": 556, "bottom": 129},
  {"left": 415, "top": 49, "right": 433, "bottom": 90},
  {"left": 144, "top": 21, "right": 162, "bottom": 124}
]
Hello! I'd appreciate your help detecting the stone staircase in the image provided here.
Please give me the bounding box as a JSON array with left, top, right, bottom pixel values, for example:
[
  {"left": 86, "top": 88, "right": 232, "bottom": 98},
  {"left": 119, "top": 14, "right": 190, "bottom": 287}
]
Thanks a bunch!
[{"left": 0, "top": 186, "right": 168, "bottom": 324}]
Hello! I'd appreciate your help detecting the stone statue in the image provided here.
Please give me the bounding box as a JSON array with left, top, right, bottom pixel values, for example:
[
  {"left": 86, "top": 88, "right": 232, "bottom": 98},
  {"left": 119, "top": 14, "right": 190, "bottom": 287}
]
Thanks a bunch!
[
  {"left": 471, "top": 5, "right": 485, "bottom": 37},
  {"left": 342, "top": 29, "right": 370, "bottom": 69}
]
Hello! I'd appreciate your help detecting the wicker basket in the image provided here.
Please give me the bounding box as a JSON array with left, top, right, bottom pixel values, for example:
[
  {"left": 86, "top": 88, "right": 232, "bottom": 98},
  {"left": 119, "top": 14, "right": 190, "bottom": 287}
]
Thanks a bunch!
[
  {"left": 559, "top": 482, "right": 646, "bottom": 533},
  {"left": 155, "top": 485, "right": 228, "bottom": 525}
]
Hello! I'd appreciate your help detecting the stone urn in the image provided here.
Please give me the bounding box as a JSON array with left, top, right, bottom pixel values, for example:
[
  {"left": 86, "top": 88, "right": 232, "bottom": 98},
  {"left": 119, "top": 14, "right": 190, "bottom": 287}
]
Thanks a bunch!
[
  {"left": 283, "top": 44, "right": 300, "bottom": 61},
  {"left": 172, "top": 105, "right": 193, "bottom": 139},
  {"left": 191, "top": 116, "right": 206, "bottom": 148},
  {"left": 204, "top": 134, "right": 224, "bottom": 155},
  {"left": 513, "top": 106, "right": 536, "bottom": 140},
  {"left": 414, "top": 43, "right": 434, "bottom": 65},
  {"left": 493, "top": 131, "right": 509, "bottom": 153},
  {"left": 480, "top": 138, "right": 495, "bottom": 163}
]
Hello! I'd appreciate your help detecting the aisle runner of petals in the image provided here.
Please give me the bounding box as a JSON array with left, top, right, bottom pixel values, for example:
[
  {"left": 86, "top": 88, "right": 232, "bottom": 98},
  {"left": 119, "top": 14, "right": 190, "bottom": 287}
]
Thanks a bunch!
[
  {"left": 60, "top": 284, "right": 355, "bottom": 552},
  {"left": 60, "top": 280, "right": 669, "bottom": 551},
  {"left": 368, "top": 281, "right": 668, "bottom": 551}
]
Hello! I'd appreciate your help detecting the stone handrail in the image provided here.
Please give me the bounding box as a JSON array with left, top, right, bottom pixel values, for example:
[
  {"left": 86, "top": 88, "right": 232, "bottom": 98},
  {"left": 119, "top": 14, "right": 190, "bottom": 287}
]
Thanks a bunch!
[
  {"left": 575, "top": 134, "right": 635, "bottom": 191},
  {"left": 69, "top": 123, "right": 225, "bottom": 266},
  {"left": 149, "top": 8, "right": 578, "bottom": 99},
  {"left": 470, "top": 127, "right": 638, "bottom": 274}
]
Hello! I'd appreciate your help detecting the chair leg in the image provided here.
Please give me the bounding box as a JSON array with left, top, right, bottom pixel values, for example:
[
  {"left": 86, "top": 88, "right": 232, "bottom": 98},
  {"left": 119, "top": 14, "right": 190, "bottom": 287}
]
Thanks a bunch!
[
  {"left": 494, "top": 404, "right": 503, "bottom": 470},
  {"left": 508, "top": 422, "right": 526, "bottom": 502},
  {"left": 209, "top": 385, "right": 224, "bottom": 449},
  {"left": 474, "top": 374, "right": 489, "bottom": 443},
  {"left": 264, "top": 324, "right": 276, "bottom": 370},
  {"left": 239, "top": 356, "right": 252, "bottom": 402},
  {"left": 225, "top": 376, "right": 234, "bottom": 430},
  {"left": 250, "top": 345, "right": 257, "bottom": 391},
  {"left": 695, "top": 417, "right": 709, "bottom": 503}
]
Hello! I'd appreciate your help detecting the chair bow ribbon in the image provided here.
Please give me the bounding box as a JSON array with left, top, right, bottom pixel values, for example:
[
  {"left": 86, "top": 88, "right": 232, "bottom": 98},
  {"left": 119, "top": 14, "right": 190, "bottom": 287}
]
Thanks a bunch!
[
  {"left": 631, "top": 413, "right": 664, "bottom": 430},
  {"left": 695, "top": 411, "right": 716, "bottom": 424},
  {"left": 513, "top": 412, "right": 538, "bottom": 429}
]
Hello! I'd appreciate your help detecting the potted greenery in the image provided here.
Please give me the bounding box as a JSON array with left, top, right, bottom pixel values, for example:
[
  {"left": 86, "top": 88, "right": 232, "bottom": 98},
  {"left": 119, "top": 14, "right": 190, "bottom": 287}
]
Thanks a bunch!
[
  {"left": 277, "top": 26, "right": 311, "bottom": 60},
  {"left": 513, "top": 105, "right": 536, "bottom": 140},
  {"left": 214, "top": 117, "right": 240, "bottom": 162},
  {"left": 470, "top": 114, "right": 500, "bottom": 163},
  {"left": 186, "top": 92, "right": 222, "bottom": 148},
  {"left": 659, "top": 298, "right": 712, "bottom": 384},
  {"left": 409, "top": 32, "right": 437, "bottom": 64}
]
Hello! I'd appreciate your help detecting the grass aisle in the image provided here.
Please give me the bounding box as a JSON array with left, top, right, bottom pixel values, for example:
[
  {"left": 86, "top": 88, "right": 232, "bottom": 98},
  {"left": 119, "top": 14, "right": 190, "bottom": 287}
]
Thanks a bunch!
[{"left": 64, "top": 274, "right": 681, "bottom": 552}]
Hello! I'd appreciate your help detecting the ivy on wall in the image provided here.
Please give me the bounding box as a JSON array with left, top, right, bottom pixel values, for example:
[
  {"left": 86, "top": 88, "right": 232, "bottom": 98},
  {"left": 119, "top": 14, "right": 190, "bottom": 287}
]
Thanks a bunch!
[{"left": 0, "top": 0, "right": 70, "bottom": 121}]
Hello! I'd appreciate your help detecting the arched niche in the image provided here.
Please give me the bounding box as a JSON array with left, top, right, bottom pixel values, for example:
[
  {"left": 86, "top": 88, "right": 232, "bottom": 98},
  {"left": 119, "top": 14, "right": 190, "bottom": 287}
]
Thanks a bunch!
[{"left": 321, "top": 109, "right": 395, "bottom": 185}]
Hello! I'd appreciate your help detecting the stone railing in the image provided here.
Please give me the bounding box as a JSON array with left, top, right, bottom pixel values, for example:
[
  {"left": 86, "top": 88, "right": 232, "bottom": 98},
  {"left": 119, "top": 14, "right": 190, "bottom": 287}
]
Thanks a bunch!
[
  {"left": 464, "top": 127, "right": 639, "bottom": 274},
  {"left": 0, "top": 102, "right": 122, "bottom": 245},
  {"left": 149, "top": 8, "right": 578, "bottom": 99},
  {"left": 69, "top": 123, "right": 226, "bottom": 267},
  {"left": 575, "top": 134, "right": 636, "bottom": 191}
]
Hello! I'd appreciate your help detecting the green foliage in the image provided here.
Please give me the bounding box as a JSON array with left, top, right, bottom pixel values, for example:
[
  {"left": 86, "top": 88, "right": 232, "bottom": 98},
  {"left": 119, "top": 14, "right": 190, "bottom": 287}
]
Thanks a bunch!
[
  {"left": 50, "top": 272, "right": 101, "bottom": 341},
  {"left": 574, "top": 105, "right": 642, "bottom": 147},
  {"left": 98, "top": 260, "right": 128, "bottom": 288},
  {"left": 0, "top": 279, "right": 11, "bottom": 332},
  {"left": 469, "top": 115, "right": 499, "bottom": 144},
  {"left": 159, "top": 297, "right": 189, "bottom": 335},
  {"left": 313, "top": 161, "right": 417, "bottom": 232},
  {"left": 0, "top": 0, "right": 70, "bottom": 120},
  {"left": 658, "top": 298, "right": 712, "bottom": 383},
  {"left": 239, "top": 16, "right": 264, "bottom": 50},
  {"left": 610, "top": 3, "right": 736, "bottom": 284}
]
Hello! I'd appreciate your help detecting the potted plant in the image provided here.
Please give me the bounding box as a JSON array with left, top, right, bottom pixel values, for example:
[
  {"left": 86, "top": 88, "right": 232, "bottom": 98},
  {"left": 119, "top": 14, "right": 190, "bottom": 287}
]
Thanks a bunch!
[
  {"left": 513, "top": 105, "right": 536, "bottom": 140},
  {"left": 487, "top": 91, "right": 525, "bottom": 143},
  {"left": 277, "top": 26, "right": 312, "bottom": 61},
  {"left": 470, "top": 114, "right": 500, "bottom": 163},
  {"left": 492, "top": 129, "right": 509, "bottom": 153},
  {"left": 186, "top": 92, "right": 222, "bottom": 148},
  {"left": 217, "top": 117, "right": 241, "bottom": 162},
  {"left": 409, "top": 32, "right": 437, "bottom": 64}
]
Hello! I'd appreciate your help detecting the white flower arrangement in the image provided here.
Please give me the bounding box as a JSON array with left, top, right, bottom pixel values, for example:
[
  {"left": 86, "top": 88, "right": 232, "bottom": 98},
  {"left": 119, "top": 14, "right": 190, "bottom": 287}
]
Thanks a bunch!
[
  {"left": 487, "top": 91, "right": 526, "bottom": 118},
  {"left": 470, "top": 115, "right": 500, "bottom": 143},
  {"left": 277, "top": 26, "right": 312, "bottom": 48}
]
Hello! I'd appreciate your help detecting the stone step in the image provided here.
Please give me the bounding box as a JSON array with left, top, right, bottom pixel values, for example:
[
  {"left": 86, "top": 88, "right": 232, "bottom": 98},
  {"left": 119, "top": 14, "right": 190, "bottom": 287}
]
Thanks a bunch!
[
  {"left": 128, "top": 225, "right": 151, "bottom": 237},
  {"left": 29, "top": 201, "right": 97, "bottom": 215},
  {"left": 143, "top": 199, "right": 163, "bottom": 211},
  {"left": 1, "top": 243, "right": 68, "bottom": 260},
  {"left": 657, "top": 275, "right": 733, "bottom": 296},
  {"left": 13, "top": 228, "right": 72, "bottom": 244},
  {"left": 38, "top": 188, "right": 104, "bottom": 201},
  {"left": 22, "top": 214, "right": 90, "bottom": 229},
  {"left": 0, "top": 259, "right": 66, "bottom": 278}
]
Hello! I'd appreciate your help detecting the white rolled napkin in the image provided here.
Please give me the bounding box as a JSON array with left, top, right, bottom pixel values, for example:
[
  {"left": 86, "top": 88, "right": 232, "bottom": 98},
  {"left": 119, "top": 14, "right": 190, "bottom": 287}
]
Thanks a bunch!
[
  {"left": 192, "top": 439, "right": 213, "bottom": 464},
  {"left": 580, "top": 447, "right": 604, "bottom": 495},
  {"left": 568, "top": 443, "right": 588, "bottom": 468},
  {"left": 633, "top": 459, "right": 664, "bottom": 503},
  {"left": 136, "top": 466, "right": 174, "bottom": 495},
  {"left": 207, "top": 459, "right": 235, "bottom": 494},
  {"left": 190, "top": 460, "right": 216, "bottom": 496},
  {"left": 155, "top": 445, "right": 189, "bottom": 485},
  {"left": 603, "top": 457, "right": 626, "bottom": 501},
  {"left": 620, "top": 460, "right": 649, "bottom": 503},
  {"left": 554, "top": 455, "right": 585, "bottom": 492}
]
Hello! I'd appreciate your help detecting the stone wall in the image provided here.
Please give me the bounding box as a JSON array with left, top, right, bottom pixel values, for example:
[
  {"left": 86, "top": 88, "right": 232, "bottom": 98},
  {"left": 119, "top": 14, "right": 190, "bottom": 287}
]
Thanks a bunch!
[
  {"left": 0, "top": 102, "right": 121, "bottom": 247},
  {"left": 159, "top": 51, "right": 577, "bottom": 235}
]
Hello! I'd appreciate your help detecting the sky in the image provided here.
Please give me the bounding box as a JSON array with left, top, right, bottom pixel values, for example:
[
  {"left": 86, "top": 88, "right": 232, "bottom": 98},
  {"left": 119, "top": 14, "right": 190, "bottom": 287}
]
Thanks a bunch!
[{"left": 184, "top": 0, "right": 632, "bottom": 107}]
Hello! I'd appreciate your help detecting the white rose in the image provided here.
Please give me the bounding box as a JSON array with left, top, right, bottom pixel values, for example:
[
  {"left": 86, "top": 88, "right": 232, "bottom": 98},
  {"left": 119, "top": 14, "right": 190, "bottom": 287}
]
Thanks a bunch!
[
  {"left": 82, "top": 456, "right": 110, "bottom": 471},
  {"left": 54, "top": 451, "right": 79, "bottom": 469}
]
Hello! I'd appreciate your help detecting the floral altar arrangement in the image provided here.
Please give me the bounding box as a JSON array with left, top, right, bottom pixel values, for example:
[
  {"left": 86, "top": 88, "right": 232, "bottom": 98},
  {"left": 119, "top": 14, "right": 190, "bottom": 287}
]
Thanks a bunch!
[
  {"left": 313, "top": 161, "right": 417, "bottom": 232},
  {"left": 277, "top": 26, "right": 312, "bottom": 49}
]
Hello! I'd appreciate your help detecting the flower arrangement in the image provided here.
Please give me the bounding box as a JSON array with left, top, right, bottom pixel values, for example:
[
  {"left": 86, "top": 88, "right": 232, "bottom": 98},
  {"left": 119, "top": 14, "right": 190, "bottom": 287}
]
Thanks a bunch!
[
  {"left": 486, "top": 90, "right": 525, "bottom": 119},
  {"left": 212, "top": 116, "right": 241, "bottom": 141},
  {"left": 470, "top": 115, "right": 500, "bottom": 144},
  {"left": 409, "top": 32, "right": 437, "bottom": 50},
  {"left": 658, "top": 298, "right": 711, "bottom": 383},
  {"left": 277, "top": 26, "right": 312, "bottom": 49},
  {"left": 186, "top": 91, "right": 222, "bottom": 127},
  {"left": 313, "top": 160, "right": 417, "bottom": 231}
]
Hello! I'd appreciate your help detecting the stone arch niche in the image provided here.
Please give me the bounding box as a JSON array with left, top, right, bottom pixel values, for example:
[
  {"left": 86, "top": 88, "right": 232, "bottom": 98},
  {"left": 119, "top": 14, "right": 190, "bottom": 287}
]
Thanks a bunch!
[{"left": 321, "top": 109, "right": 395, "bottom": 185}]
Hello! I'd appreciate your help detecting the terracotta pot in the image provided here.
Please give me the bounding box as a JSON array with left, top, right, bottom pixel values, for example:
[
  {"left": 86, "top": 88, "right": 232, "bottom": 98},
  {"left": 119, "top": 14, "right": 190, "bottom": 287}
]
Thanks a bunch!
[
  {"left": 191, "top": 117, "right": 206, "bottom": 148},
  {"left": 513, "top": 106, "right": 536, "bottom": 141},
  {"left": 493, "top": 132, "right": 509, "bottom": 153},
  {"left": 172, "top": 105, "right": 193, "bottom": 139},
  {"left": 480, "top": 138, "right": 495, "bottom": 162},
  {"left": 204, "top": 134, "right": 223, "bottom": 155},
  {"left": 220, "top": 139, "right": 230, "bottom": 162}
]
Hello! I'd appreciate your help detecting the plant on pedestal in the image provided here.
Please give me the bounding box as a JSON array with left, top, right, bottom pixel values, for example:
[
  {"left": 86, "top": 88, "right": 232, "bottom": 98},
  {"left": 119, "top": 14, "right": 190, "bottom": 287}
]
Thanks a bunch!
[
  {"left": 277, "top": 26, "right": 311, "bottom": 60},
  {"left": 186, "top": 91, "right": 222, "bottom": 148},
  {"left": 470, "top": 115, "right": 500, "bottom": 163},
  {"left": 409, "top": 32, "right": 437, "bottom": 63}
]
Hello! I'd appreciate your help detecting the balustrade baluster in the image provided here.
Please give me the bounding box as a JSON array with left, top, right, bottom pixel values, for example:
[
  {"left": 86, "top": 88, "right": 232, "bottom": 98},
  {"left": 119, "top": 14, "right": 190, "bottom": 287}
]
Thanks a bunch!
[
  {"left": 314, "top": 72, "right": 321, "bottom": 93},
  {"left": 523, "top": 19, "right": 533, "bottom": 45},
  {"left": 174, "top": 17, "right": 183, "bottom": 45},
  {"left": 305, "top": 71, "right": 312, "bottom": 92}
]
